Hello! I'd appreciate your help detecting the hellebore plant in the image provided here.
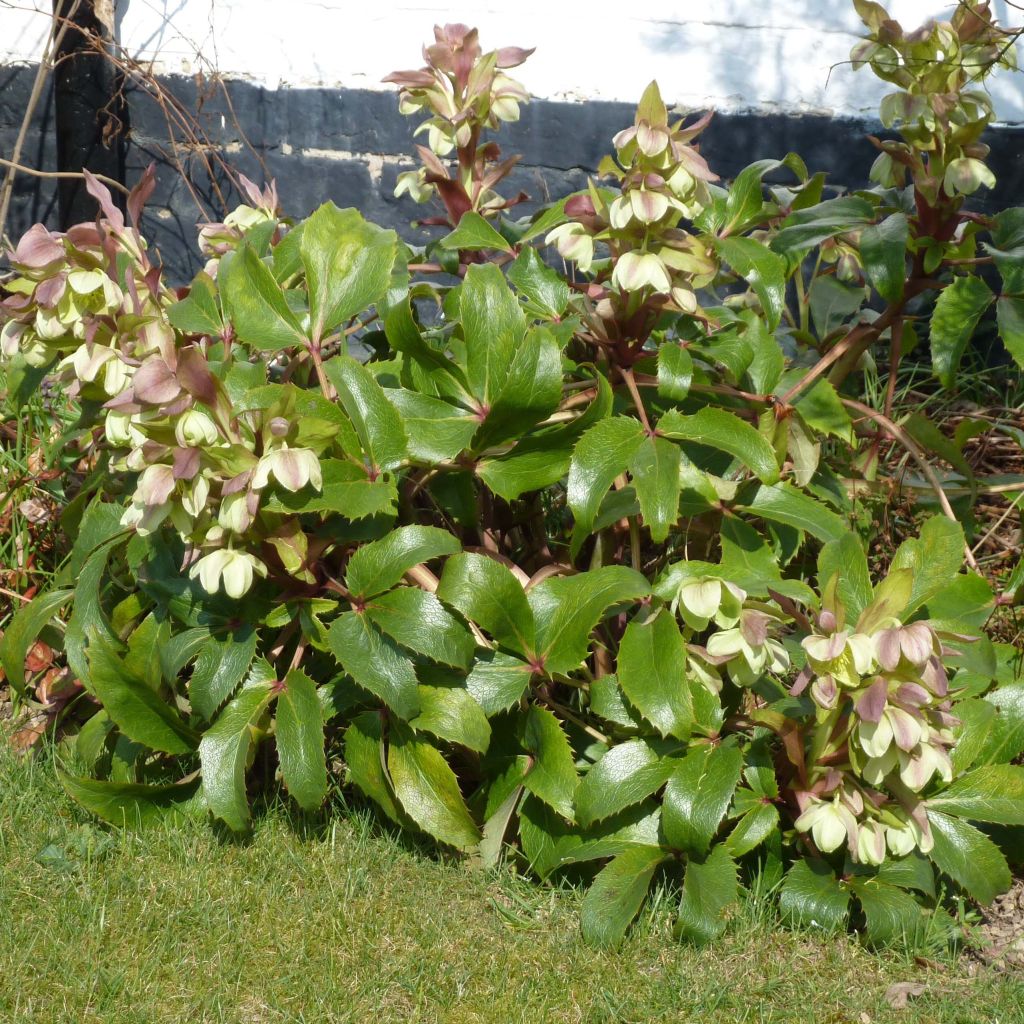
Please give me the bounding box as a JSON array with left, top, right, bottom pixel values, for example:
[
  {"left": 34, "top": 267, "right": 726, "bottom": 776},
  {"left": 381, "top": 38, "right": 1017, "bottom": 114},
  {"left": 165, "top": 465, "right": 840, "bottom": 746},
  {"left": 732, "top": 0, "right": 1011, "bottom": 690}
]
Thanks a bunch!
[{"left": 3, "top": 1, "right": 1024, "bottom": 951}]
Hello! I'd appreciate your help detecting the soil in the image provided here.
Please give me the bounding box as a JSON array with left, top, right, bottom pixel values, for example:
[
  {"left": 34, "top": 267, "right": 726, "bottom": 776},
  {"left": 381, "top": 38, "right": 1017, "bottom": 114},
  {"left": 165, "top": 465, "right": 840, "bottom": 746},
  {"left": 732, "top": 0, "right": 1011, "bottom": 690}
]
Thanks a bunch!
[{"left": 968, "top": 879, "right": 1024, "bottom": 973}]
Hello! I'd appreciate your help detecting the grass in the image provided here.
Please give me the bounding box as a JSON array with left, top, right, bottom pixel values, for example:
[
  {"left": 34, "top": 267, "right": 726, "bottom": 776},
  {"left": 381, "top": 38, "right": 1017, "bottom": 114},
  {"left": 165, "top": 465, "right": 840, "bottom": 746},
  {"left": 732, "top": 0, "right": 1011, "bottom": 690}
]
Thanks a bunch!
[{"left": 1, "top": 746, "right": 1023, "bottom": 1024}]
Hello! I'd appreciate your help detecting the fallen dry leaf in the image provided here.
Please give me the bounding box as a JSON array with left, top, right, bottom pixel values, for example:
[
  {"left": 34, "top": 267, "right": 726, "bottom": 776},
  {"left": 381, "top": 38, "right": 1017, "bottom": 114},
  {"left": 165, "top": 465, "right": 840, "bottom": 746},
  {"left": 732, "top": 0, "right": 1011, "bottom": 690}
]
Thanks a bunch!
[{"left": 884, "top": 982, "right": 927, "bottom": 1009}]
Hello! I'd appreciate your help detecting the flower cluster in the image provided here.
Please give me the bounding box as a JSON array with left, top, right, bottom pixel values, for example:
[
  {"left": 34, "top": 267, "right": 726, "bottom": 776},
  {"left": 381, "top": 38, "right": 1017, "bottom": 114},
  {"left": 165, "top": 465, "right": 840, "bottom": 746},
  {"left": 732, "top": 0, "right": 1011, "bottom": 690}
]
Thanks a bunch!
[
  {"left": 385, "top": 25, "right": 532, "bottom": 221},
  {"left": 0, "top": 176, "right": 326, "bottom": 602},
  {"left": 546, "top": 81, "right": 718, "bottom": 313},
  {"left": 852, "top": 0, "right": 1016, "bottom": 198},
  {"left": 197, "top": 176, "right": 282, "bottom": 272}
]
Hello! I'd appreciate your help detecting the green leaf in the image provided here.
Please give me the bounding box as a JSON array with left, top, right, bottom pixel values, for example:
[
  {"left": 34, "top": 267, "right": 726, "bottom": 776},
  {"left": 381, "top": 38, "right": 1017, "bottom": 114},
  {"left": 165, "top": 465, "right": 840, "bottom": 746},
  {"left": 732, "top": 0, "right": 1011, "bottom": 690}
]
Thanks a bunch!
[
  {"left": 929, "top": 276, "right": 994, "bottom": 388},
  {"left": 86, "top": 631, "right": 196, "bottom": 755},
  {"left": 464, "top": 651, "right": 532, "bottom": 716},
  {"left": 860, "top": 213, "right": 908, "bottom": 303},
  {"left": 722, "top": 158, "right": 791, "bottom": 235},
  {"left": 770, "top": 196, "right": 874, "bottom": 268},
  {"left": 324, "top": 355, "right": 407, "bottom": 473},
  {"left": 344, "top": 711, "right": 403, "bottom": 822},
  {"left": 410, "top": 680, "right": 491, "bottom": 753},
  {"left": 927, "top": 809, "right": 1011, "bottom": 904},
  {"left": 876, "top": 852, "right": 936, "bottom": 899},
  {"left": 300, "top": 203, "right": 397, "bottom": 342},
  {"left": 996, "top": 294, "right": 1024, "bottom": 371},
  {"left": 276, "top": 669, "right": 328, "bottom": 811},
  {"left": 662, "top": 744, "right": 743, "bottom": 856},
  {"left": 926, "top": 573, "right": 993, "bottom": 630},
  {"left": 437, "top": 553, "right": 535, "bottom": 658},
  {"left": 580, "top": 845, "right": 666, "bottom": 948},
  {"left": 808, "top": 276, "right": 865, "bottom": 338},
  {"left": 726, "top": 802, "right": 780, "bottom": 857},
  {"left": 0, "top": 588, "right": 71, "bottom": 697},
  {"left": 440, "top": 211, "right": 513, "bottom": 253},
  {"left": 575, "top": 740, "right": 677, "bottom": 828},
  {"left": 714, "top": 236, "right": 787, "bottom": 331},
  {"left": 327, "top": 611, "right": 420, "bottom": 720},
  {"left": 890, "top": 515, "right": 965, "bottom": 616},
  {"left": 60, "top": 774, "right": 203, "bottom": 829},
  {"left": 794, "top": 379, "right": 854, "bottom": 443},
  {"left": 950, "top": 697, "right": 997, "bottom": 773},
  {"left": 264, "top": 460, "right": 397, "bottom": 519},
  {"left": 739, "top": 482, "right": 847, "bottom": 543},
  {"left": 459, "top": 262, "right": 525, "bottom": 405},
  {"left": 982, "top": 681, "right": 1024, "bottom": 765},
  {"left": 388, "top": 723, "right": 480, "bottom": 851},
  {"left": 220, "top": 244, "right": 306, "bottom": 351},
  {"left": 659, "top": 407, "right": 779, "bottom": 484},
  {"left": 849, "top": 878, "right": 928, "bottom": 946},
  {"left": 676, "top": 846, "right": 738, "bottom": 944},
  {"left": 386, "top": 389, "right": 477, "bottom": 462},
  {"left": 986, "top": 206, "right": 1024, "bottom": 292},
  {"left": 818, "top": 533, "right": 872, "bottom": 623},
  {"left": 507, "top": 246, "right": 569, "bottom": 317},
  {"left": 530, "top": 566, "right": 650, "bottom": 676},
  {"left": 199, "top": 671, "right": 275, "bottom": 831},
  {"left": 630, "top": 436, "right": 681, "bottom": 543},
  {"left": 927, "top": 765, "right": 1024, "bottom": 825},
  {"left": 617, "top": 610, "right": 692, "bottom": 739},
  {"left": 346, "top": 525, "right": 461, "bottom": 599},
  {"left": 477, "top": 440, "right": 573, "bottom": 502},
  {"left": 472, "top": 325, "right": 563, "bottom": 449},
  {"left": 521, "top": 706, "right": 578, "bottom": 820},
  {"left": 657, "top": 344, "right": 693, "bottom": 401},
  {"left": 167, "top": 271, "right": 223, "bottom": 336},
  {"left": 366, "top": 587, "right": 475, "bottom": 670},
  {"left": 567, "top": 416, "right": 646, "bottom": 550},
  {"left": 779, "top": 859, "right": 850, "bottom": 932},
  {"left": 189, "top": 628, "right": 257, "bottom": 722}
]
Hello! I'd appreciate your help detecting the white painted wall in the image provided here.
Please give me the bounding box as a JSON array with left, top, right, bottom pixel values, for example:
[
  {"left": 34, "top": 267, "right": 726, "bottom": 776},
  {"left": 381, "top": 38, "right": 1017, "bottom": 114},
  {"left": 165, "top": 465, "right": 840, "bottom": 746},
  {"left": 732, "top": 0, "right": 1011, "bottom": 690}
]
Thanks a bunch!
[{"left": 4, "top": 0, "right": 1023, "bottom": 121}]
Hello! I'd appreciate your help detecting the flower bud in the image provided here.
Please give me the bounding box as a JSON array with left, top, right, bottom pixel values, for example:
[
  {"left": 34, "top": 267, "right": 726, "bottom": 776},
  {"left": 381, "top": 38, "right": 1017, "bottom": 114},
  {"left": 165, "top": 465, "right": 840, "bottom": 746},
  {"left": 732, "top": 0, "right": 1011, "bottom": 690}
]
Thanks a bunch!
[
  {"left": 856, "top": 820, "right": 887, "bottom": 866},
  {"left": 175, "top": 408, "right": 220, "bottom": 447}
]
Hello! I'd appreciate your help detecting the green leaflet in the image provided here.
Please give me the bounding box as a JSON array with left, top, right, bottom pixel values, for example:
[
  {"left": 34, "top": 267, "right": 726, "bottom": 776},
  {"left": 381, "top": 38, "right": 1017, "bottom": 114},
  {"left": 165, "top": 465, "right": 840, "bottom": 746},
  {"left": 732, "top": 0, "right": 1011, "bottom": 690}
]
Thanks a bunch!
[
  {"left": 927, "top": 810, "right": 1011, "bottom": 904},
  {"left": 276, "top": 669, "right": 329, "bottom": 812},
  {"left": 0, "top": 588, "right": 71, "bottom": 697},
  {"left": 346, "top": 525, "right": 461, "bottom": 599},
  {"left": 860, "top": 213, "right": 908, "bottom": 303},
  {"left": 889, "top": 515, "right": 965, "bottom": 616},
  {"left": 459, "top": 262, "right": 526, "bottom": 405},
  {"left": 575, "top": 740, "right": 678, "bottom": 828},
  {"left": 580, "top": 845, "right": 666, "bottom": 948},
  {"left": 521, "top": 706, "right": 578, "bottom": 820},
  {"left": 189, "top": 627, "right": 257, "bottom": 722},
  {"left": 617, "top": 610, "right": 692, "bottom": 739},
  {"left": 770, "top": 196, "right": 875, "bottom": 268},
  {"left": 714, "top": 236, "right": 787, "bottom": 330},
  {"left": 658, "top": 407, "right": 779, "bottom": 484},
  {"left": 366, "top": 587, "right": 476, "bottom": 670},
  {"left": 410, "top": 680, "right": 491, "bottom": 753},
  {"left": 676, "top": 846, "right": 738, "bottom": 944},
  {"left": 387, "top": 723, "right": 481, "bottom": 851},
  {"left": 327, "top": 611, "right": 420, "bottom": 720},
  {"left": 629, "top": 436, "right": 682, "bottom": 543},
  {"left": 464, "top": 651, "right": 533, "bottom": 716},
  {"left": 220, "top": 244, "right": 306, "bottom": 351},
  {"left": 344, "top": 711, "right": 403, "bottom": 822},
  {"left": 437, "top": 553, "right": 536, "bottom": 658},
  {"left": 848, "top": 878, "right": 929, "bottom": 947},
  {"left": 167, "top": 271, "right": 223, "bottom": 336},
  {"left": 926, "top": 765, "right": 1024, "bottom": 825},
  {"left": 301, "top": 203, "right": 397, "bottom": 343},
  {"left": 818, "top": 533, "right": 872, "bottom": 624},
  {"left": 662, "top": 744, "right": 743, "bottom": 856},
  {"left": 85, "top": 630, "right": 197, "bottom": 755},
  {"left": 929, "top": 276, "right": 994, "bottom": 388},
  {"left": 739, "top": 482, "right": 847, "bottom": 543},
  {"left": 324, "top": 355, "right": 408, "bottom": 474},
  {"left": 567, "top": 416, "right": 645, "bottom": 551},
  {"left": 199, "top": 669, "right": 276, "bottom": 831},
  {"left": 439, "top": 211, "right": 513, "bottom": 253},
  {"left": 507, "top": 246, "right": 569, "bottom": 317},
  {"left": 60, "top": 774, "right": 204, "bottom": 829},
  {"left": 657, "top": 343, "right": 693, "bottom": 401},
  {"left": 779, "top": 859, "right": 850, "bottom": 932}
]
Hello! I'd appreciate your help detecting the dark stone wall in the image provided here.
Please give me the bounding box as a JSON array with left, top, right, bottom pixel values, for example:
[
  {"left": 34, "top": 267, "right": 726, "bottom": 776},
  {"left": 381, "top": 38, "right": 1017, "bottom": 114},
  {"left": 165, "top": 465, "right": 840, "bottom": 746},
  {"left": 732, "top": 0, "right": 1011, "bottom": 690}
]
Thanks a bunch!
[{"left": 3, "top": 64, "right": 1023, "bottom": 284}]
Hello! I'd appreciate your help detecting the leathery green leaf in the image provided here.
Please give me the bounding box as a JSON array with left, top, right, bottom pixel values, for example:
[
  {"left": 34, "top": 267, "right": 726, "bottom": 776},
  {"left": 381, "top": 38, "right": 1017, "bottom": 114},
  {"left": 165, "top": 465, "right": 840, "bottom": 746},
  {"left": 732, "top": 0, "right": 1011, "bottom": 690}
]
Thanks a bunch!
[
  {"left": 276, "top": 668, "right": 329, "bottom": 811},
  {"left": 662, "top": 743, "right": 743, "bottom": 855},
  {"left": 580, "top": 845, "right": 666, "bottom": 947},
  {"left": 522, "top": 706, "right": 579, "bottom": 820},
  {"left": 676, "top": 846, "right": 738, "bottom": 944},
  {"left": 658, "top": 407, "right": 779, "bottom": 484}
]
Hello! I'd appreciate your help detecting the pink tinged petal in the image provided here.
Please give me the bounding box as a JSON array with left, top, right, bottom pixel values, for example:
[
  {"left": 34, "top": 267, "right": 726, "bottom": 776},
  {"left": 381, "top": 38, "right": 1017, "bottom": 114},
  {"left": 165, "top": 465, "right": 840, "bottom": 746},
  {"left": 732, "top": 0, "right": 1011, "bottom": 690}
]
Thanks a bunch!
[
  {"left": 612, "top": 127, "right": 637, "bottom": 150},
  {"left": 856, "top": 677, "right": 889, "bottom": 723},
  {"left": 921, "top": 656, "right": 949, "bottom": 697},
  {"left": 740, "top": 611, "right": 770, "bottom": 647},
  {"left": 789, "top": 665, "right": 813, "bottom": 696},
  {"left": 635, "top": 122, "right": 668, "bottom": 156},
  {"left": 494, "top": 46, "right": 535, "bottom": 68},
  {"left": 895, "top": 682, "right": 930, "bottom": 707},
  {"left": 887, "top": 707, "right": 923, "bottom": 752},
  {"left": 811, "top": 675, "right": 839, "bottom": 710},
  {"left": 222, "top": 470, "right": 254, "bottom": 497},
  {"left": 862, "top": 747, "right": 898, "bottom": 785},
  {"left": 629, "top": 189, "right": 669, "bottom": 224},
  {"left": 876, "top": 627, "right": 902, "bottom": 670},
  {"left": 897, "top": 750, "right": 932, "bottom": 792},
  {"left": 269, "top": 449, "right": 310, "bottom": 492},
  {"left": 857, "top": 821, "right": 886, "bottom": 866},
  {"left": 813, "top": 804, "right": 849, "bottom": 854},
  {"left": 14, "top": 224, "right": 64, "bottom": 269},
  {"left": 172, "top": 446, "right": 201, "bottom": 481},
  {"left": 138, "top": 464, "right": 176, "bottom": 507},
  {"left": 848, "top": 634, "right": 875, "bottom": 675},
  {"left": 900, "top": 623, "right": 935, "bottom": 666},
  {"left": 133, "top": 356, "right": 181, "bottom": 405},
  {"left": 34, "top": 274, "right": 67, "bottom": 307}
]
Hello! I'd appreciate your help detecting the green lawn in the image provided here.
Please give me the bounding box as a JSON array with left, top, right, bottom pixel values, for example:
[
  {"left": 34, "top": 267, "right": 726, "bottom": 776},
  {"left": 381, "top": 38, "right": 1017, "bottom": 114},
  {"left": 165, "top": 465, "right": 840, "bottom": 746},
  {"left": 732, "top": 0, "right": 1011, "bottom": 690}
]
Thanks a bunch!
[{"left": 1, "top": 746, "right": 1021, "bottom": 1024}]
